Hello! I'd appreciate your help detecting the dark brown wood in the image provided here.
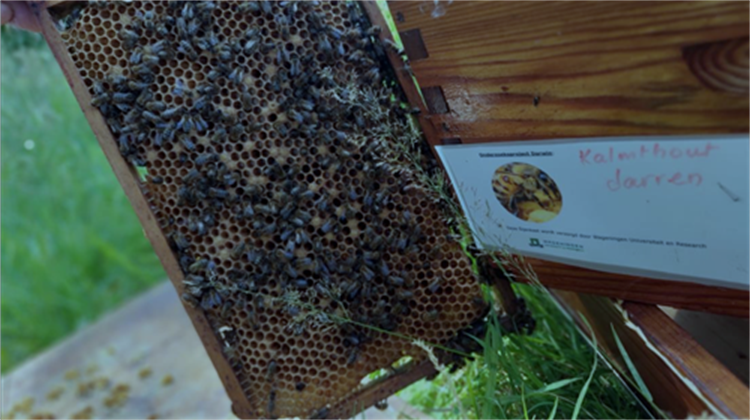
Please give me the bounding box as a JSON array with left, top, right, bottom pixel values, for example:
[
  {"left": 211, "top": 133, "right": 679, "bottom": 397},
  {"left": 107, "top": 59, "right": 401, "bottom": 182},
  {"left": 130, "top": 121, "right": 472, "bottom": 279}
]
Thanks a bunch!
[
  {"left": 31, "top": 3, "right": 256, "bottom": 418},
  {"left": 625, "top": 302, "right": 749, "bottom": 418},
  {"left": 400, "top": 28, "right": 429, "bottom": 61},
  {"left": 422, "top": 86, "right": 450, "bottom": 114},
  {"left": 517, "top": 258, "right": 749, "bottom": 317},
  {"left": 389, "top": 1, "right": 750, "bottom": 315},
  {"left": 553, "top": 291, "right": 749, "bottom": 419},
  {"left": 327, "top": 361, "right": 437, "bottom": 419}
]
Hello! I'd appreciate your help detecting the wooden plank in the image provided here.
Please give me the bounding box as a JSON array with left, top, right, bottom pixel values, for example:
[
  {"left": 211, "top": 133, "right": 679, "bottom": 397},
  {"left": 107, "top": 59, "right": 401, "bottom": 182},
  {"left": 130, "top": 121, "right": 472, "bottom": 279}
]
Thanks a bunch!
[
  {"left": 1, "top": 282, "right": 233, "bottom": 420},
  {"left": 553, "top": 291, "right": 750, "bottom": 419},
  {"left": 1, "top": 282, "right": 430, "bottom": 420},
  {"left": 520, "top": 258, "right": 748, "bottom": 317},
  {"left": 661, "top": 307, "right": 749, "bottom": 384},
  {"left": 390, "top": 1, "right": 748, "bottom": 142},
  {"left": 389, "top": 1, "right": 750, "bottom": 315}
]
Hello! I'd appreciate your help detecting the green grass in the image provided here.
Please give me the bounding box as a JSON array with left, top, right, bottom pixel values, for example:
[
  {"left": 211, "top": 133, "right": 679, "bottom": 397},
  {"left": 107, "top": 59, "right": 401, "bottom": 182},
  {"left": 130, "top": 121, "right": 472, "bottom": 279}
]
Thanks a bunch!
[
  {"left": 1, "top": 33, "right": 165, "bottom": 373},
  {"left": 399, "top": 284, "right": 650, "bottom": 419}
]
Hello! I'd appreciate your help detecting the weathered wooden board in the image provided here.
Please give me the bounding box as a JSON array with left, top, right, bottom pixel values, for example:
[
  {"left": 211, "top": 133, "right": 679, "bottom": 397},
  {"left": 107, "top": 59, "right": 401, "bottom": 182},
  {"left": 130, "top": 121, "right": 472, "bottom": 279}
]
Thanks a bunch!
[
  {"left": 660, "top": 307, "right": 749, "bottom": 385},
  {"left": 0, "top": 282, "right": 428, "bottom": 420},
  {"left": 1, "top": 282, "right": 233, "bottom": 420},
  {"left": 553, "top": 290, "right": 749, "bottom": 419},
  {"left": 389, "top": 0, "right": 750, "bottom": 315}
]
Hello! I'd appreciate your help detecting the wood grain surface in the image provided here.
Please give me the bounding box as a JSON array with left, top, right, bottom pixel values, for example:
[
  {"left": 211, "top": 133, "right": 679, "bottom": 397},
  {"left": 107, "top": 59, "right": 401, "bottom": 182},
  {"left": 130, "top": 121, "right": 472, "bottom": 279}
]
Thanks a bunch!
[
  {"left": 389, "top": 1, "right": 750, "bottom": 315},
  {"left": 390, "top": 1, "right": 749, "bottom": 142},
  {"left": 1, "top": 282, "right": 429, "bottom": 420},
  {"left": 553, "top": 291, "right": 750, "bottom": 419}
]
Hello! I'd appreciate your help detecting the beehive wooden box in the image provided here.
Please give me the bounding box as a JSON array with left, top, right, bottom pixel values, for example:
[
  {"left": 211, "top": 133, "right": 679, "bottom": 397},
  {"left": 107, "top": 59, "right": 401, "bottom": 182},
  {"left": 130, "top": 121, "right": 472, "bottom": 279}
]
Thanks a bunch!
[{"left": 386, "top": 1, "right": 749, "bottom": 418}]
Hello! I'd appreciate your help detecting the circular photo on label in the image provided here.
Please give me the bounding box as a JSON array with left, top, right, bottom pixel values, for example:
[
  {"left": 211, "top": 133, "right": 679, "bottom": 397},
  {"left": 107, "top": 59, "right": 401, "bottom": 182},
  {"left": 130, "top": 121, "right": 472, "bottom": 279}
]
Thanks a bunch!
[{"left": 491, "top": 162, "right": 562, "bottom": 223}]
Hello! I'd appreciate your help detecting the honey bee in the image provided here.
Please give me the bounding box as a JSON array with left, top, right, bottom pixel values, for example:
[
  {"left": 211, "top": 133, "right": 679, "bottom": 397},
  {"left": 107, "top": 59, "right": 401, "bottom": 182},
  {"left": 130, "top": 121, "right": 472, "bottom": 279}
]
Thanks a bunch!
[
  {"left": 259, "top": 0, "right": 273, "bottom": 15},
  {"left": 383, "top": 38, "right": 404, "bottom": 55},
  {"left": 177, "top": 39, "right": 198, "bottom": 61},
  {"left": 90, "top": 93, "right": 109, "bottom": 107},
  {"left": 267, "top": 389, "right": 276, "bottom": 416},
  {"left": 112, "top": 92, "right": 134, "bottom": 104},
  {"left": 310, "top": 407, "right": 329, "bottom": 419},
  {"left": 181, "top": 293, "right": 199, "bottom": 308},
  {"left": 266, "top": 359, "right": 278, "bottom": 381},
  {"left": 142, "top": 110, "right": 162, "bottom": 124},
  {"left": 491, "top": 162, "right": 562, "bottom": 223},
  {"left": 161, "top": 106, "right": 183, "bottom": 120},
  {"left": 207, "top": 69, "right": 221, "bottom": 82},
  {"left": 120, "top": 28, "right": 139, "bottom": 49},
  {"left": 228, "top": 68, "right": 244, "bottom": 85},
  {"left": 236, "top": 0, "right": 260, "bottom": 13}
]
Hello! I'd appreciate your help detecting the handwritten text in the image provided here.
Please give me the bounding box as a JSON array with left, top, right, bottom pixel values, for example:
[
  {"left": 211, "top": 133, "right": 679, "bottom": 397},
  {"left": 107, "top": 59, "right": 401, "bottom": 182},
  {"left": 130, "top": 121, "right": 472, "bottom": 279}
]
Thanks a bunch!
[{"left": 579, "top": 142, "right": 719, "bottom": 165}]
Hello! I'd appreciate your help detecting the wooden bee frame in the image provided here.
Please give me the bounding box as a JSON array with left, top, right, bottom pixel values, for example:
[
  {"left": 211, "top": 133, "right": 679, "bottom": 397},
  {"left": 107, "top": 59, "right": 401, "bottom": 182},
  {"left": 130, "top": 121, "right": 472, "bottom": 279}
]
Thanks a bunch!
[{"left": 32, "top": 1, "right": 491, "bottom": 418}]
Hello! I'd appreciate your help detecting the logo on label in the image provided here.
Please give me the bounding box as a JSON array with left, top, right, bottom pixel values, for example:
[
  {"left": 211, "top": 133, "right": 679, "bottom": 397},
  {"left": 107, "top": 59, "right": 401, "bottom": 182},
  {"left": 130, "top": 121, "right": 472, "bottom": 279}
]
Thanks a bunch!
[{"left": 529, "top": 238, "right": 544, "bottom": 248}]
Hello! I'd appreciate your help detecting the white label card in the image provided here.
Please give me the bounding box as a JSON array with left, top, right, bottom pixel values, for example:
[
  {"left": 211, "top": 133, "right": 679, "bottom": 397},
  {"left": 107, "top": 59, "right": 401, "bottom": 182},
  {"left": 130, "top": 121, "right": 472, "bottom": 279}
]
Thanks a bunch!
[{"left": 436, "top": 135, "right": 749, "bottom": 290}]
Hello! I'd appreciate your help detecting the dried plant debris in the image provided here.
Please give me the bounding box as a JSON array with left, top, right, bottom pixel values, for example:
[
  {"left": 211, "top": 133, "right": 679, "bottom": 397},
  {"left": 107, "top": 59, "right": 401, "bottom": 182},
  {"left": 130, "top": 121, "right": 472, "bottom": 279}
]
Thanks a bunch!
[
  {"left": 28, "top": 413, "right": 56, "bottom": 420},
  {"left": 161, "top": 374, "right": 174, "bottom": 386},
  {"left": 57, "top": 1, "right": 488, "bottom": 417},
  {"left": 70, "top": 405, "right": 94, "bottom": 420},
  {"left": 46, "top": 386, "right": 65, "bottom": 401},
  {"left": 103, "top": 383, "right": 131, "bottom": 409},
  {"left": 138, "top": 367, "right": 153, "bottom": 379}
]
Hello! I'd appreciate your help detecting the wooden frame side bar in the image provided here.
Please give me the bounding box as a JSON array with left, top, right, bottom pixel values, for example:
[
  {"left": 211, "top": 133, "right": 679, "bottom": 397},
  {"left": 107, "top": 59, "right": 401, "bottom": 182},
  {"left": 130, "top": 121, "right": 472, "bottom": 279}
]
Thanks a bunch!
[{"left": 31, "top": 3, "right": 257, "bottom": 417}]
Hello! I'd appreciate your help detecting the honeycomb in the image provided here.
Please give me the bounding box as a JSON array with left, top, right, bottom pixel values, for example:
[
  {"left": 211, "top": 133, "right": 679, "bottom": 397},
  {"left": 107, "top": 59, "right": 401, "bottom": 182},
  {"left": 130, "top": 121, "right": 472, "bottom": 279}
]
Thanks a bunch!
[{"left": 52, "top": 1, "right": 487, "bottom": 417}]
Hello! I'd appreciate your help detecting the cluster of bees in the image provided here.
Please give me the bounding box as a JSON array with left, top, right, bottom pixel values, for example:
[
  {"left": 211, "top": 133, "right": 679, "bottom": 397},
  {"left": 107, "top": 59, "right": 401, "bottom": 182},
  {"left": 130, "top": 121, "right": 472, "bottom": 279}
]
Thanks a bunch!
[{"left": 64, "top": 0, "right": 489, "bottom": 417}]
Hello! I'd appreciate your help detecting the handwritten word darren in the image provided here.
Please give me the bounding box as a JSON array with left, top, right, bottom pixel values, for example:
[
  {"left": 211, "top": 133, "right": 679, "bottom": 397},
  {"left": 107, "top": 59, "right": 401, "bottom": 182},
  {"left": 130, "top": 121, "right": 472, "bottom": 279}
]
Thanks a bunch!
[
  {"left": 606, "top": 169, "right": 702, "bottom": 191},
  {"left": 579, "top": 142, "right": 719, "bottom": 165}
]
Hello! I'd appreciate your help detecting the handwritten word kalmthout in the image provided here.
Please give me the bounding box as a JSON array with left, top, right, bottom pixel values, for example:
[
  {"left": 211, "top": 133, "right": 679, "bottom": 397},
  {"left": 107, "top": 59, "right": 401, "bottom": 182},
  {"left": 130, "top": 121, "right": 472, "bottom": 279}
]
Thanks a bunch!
[{"left": 578, "top": 142, "right": 718, "bottom": 191}]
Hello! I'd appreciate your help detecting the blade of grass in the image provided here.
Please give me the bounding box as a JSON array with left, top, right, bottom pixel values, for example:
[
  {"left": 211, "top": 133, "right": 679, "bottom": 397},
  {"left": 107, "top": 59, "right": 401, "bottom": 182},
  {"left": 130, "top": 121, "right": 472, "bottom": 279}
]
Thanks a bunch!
[
  {"left": 572, "top": 315, "right": 598, "bottom": 420},
  {"left": 548, "top": 397, "right": 559, "bottom": 420},
  {"left": 610, "top": 324, "right": 653, "bottom": 403},
  {"left": 521, "top": 386, "right": 529, "bottom": 420}
]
